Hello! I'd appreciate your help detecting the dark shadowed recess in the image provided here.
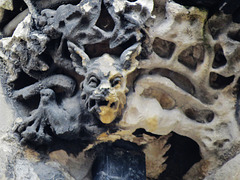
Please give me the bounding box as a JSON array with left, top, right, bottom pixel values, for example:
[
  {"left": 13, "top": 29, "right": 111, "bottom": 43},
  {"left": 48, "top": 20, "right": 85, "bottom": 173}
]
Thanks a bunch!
[
  {"left": 84, "top": 37, "right": 137, "bottom": 58},
  {"left": 95, "top": 1, "right": 115, "bottom": 32},
  {"left": 31, "top": 0, "right": 80, "bottom": 11},
  {"left": 173, "top": 0, "right": 240, "bottom": 23},
  {"left": 184, "top": 108, "right": 214, "bottom": 123},
  {"left": 228, "top": 29, "right": 240, "bottom": 42},
  {"left": 178, "top": 44, "right": 205, "bottom": 71},
  {"left": 235, "top": 78, "right": 240, "bottom": 126},
  {"left": 212, "top": 44, "right": 227, "bottom": 69},
  {"left": 209, "top": 72, "right": 234, "bottom": 89},
  {"left": 23, "top": 133, "right": 95, "bottom": 156},
  {"left": 92, "top": 140, "right": 146, "bottom": 180},
  {"left": 0, "top": 0, "right": 27, "bottom": 37},
  {"left": 133, "top": 129, "right": 202, "bottom": 180},
  {"left": 152, "top": 37, "right": 176, "bottom": 59},
  {"left": 158, "top": 132, "right": 202, "bottom": 180}
]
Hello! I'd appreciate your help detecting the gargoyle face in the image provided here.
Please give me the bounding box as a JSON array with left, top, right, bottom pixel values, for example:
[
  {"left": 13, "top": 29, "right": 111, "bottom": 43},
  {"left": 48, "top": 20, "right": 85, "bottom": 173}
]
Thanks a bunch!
[{"left": 81, "top": 54, "right": 128, "bottom": 124}]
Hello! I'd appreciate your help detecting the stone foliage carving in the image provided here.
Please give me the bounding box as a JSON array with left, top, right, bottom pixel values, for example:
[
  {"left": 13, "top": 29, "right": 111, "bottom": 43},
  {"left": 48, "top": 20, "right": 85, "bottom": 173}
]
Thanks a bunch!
[{"left": 1, "top": 0, "right": 240, "bottom": 179}]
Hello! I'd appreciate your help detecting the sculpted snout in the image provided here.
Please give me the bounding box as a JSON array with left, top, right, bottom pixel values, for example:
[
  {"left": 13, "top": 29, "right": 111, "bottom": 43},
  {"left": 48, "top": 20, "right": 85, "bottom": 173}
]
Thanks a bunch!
[{"left": 94, "top": 81, "right": 111, "bottom": 97}]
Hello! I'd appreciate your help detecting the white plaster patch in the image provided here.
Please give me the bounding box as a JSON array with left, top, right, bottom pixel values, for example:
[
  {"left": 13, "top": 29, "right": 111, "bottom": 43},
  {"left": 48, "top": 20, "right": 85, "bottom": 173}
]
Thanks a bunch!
[
  {"left": 82, "top": 2, "right": 92, "bottom": 12},
  {"left": 113, "top": 0, "right": 125, "bottom": 13}
]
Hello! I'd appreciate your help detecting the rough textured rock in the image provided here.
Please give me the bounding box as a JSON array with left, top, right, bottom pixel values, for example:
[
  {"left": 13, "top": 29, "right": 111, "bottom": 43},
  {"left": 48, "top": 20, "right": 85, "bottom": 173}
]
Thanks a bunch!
[{"left": 1, "top": 0, "right": 240, "bottom": 179}]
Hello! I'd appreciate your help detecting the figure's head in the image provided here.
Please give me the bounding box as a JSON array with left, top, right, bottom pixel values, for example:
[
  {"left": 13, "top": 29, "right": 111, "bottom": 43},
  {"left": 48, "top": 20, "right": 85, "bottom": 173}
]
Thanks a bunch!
[{"left": 68, "top": 42, "right": 141, "bottom": 124}]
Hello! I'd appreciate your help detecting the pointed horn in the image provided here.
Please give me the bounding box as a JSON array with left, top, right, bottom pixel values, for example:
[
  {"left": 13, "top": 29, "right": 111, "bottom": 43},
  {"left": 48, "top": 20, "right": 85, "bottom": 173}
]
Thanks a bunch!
[
  {"left": 67, "top": 41, "right": 90, "bottom": 75},
  {"left": 120, "top": 43, "right": 141, "bottom": 72}
]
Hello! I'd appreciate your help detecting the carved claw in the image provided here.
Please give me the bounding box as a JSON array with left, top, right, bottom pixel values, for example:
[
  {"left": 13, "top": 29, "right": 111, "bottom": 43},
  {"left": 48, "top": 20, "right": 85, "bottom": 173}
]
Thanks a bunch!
[{"left": 16, "top": 89, "right": 56, "bottom": 145}]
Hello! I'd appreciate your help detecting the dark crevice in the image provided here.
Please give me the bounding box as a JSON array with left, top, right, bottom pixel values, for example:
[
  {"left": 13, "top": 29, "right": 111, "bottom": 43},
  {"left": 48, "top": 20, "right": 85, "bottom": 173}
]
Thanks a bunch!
[
  {"left": 152, "top": 38, "right": 176, "bottom": 59},
  {"left": 98, "top": 100, "right": 108, "bottom": 107},
  {"left": 84, "top": 37, "right": 136, "bottom": 58},
  {"left": 235, "top": 78, "right": 240, "bottom": 126},
  {"left": 18, "top": 94, "right": 40, "bottom": 112},
  {"left": 212, "top": 44, "right": 227, "bottom": 68},
  {"left": 92, "top": 140, "right": 146, "bottom": 180},
  {"left": 33, "top": 0, "right": 80, "bottom": 10},
  {"left": 228, "top": 30, "right": 240, "bottom": 42},
  {"left": 96, "top": 1, "right": 115, "bottom": 32},
  {"left": 12, "top": 71, "right": 38, "bottom": 90},
  {"left": 184, "top": 108, "right": 214, "bottom": 123},
  {"left": 0, "top": 0, "right": 28, "bottom": 37},
  {"left": 158, "top": 132, "right": 202, "bottom": 180},
  {"left": 133, "top": 130, "right": 202, "bottom": 180},
  {"left": 178, "top": 44, "right": 205, "bottom": 71},
  {"left": 209, "top": 72, "right": 234, "bottom": 89},
  {"left": 133, "top": 128, "right": 160, "bottom": 138}
]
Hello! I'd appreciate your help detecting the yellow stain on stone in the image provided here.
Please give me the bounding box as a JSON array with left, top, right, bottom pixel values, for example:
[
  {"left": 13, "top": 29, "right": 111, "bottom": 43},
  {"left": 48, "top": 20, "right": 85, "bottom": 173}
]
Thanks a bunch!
[
  {"left": 99, "top": 106, "right": 116, "bottom": 124},
  {"left": 24, "top": 148, "right": 40, "bottom": 162},
  {"left": 97, "top": 132, "right": 109, "bottom": 139},
  {"left": 146, "top": 116, "right": 158, "bottom": 132},
  {"left": 96, "top": 130, "right": 136, "bottom": 144},
  {"left": 0, "top": 0, "right": 13, "bottom": 11},
  {"left": 49, "top": 150, "right": 68, "bottom": 165}
]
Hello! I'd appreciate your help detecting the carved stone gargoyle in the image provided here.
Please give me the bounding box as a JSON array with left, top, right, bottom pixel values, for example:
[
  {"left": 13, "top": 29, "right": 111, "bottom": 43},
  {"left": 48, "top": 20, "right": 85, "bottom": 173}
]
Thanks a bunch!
[
  {"left": 14, "top": 41, "right": 141, "bottom": 144},
  {"left": 68, "top": 41, "right": 141, "bottom": 124}
]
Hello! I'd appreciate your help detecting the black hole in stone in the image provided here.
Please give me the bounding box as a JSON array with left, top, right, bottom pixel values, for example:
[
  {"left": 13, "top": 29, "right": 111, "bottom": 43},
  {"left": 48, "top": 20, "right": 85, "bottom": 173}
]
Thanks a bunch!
[
  {"left": 90, "top": 99, "right": 96, "bottom": 108},
  {"left": 228, "top": 30, "right": 240, "bottom": 42},
  {"left": 232, "top": 8, "right": 240, "bottom": 23},
  {"left": 36, "top": 122, "right": 40, "bottom": 132},
  {"left": 81, "top": 94, "right": 86, "bottom": 100},
  {"left": 152, "top": 37, "right": 176, "bottom": 59},
  {"left": 132, "top": 128, "right": 160, "bottom": 138},
  {"left": 110, "top": 102, "right": 116, "bottom": 108},
  {"left": 79, "top": 16, "right": 90, "bottom": 29},
  {"left": 212, "top": 44, "right": 227, "bottom": 68},
  {"left": 1, "top": 0, "right": 28, "bottom": 37},
  {"left": 235, "top": 78, "right": 240, "bottom": 126},
  {"left": 59, "top": 20, "right": 65, "bottom": 28},
  {"left": 178, "top": 44, "right": 205, "bottom": 70},
  {"left": 18, "top": 94, "right": 40, "bottom": 113},
  {"left": 209, "top": 72, "right": 234, "bottom": 89},
  {"left": 96, "top": 1, "right": 115, "bottom": 32},
  {"left": 12, "top": 71, "right": 38, "bottom": 90},
  {"left": 84, "top": 40, "right": 122, "bottom": 58},
  {"left": 84, "top": 37, "right": 136, "bottom": 58},
  {"left": 92, "top": 141, "right": 146, "bottom": 180},
  {"left": 185, "top": 108, "right": 214, "bottom": 123},
  {"left": 98, "top": 100, "right": 109, "bottom": 106},
  {"left": 158, "top": 132, "right": 202, "bottom": 180}
]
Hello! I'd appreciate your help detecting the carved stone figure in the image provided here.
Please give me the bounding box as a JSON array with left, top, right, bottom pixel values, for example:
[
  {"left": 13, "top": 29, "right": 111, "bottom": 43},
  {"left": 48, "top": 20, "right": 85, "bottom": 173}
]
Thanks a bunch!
[
  {"left": 68, "top": 41, "right": 140, "bottom": 124},
  {"left": 1, "top": 0, "right": 240, "bottom": 179}
]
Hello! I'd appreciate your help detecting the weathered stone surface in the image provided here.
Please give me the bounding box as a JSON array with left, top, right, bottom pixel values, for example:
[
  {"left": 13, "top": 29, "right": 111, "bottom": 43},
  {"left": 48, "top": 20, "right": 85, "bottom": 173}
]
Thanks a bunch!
[{"left": 1, "top": 0, "right": 240, "bottom": 179}]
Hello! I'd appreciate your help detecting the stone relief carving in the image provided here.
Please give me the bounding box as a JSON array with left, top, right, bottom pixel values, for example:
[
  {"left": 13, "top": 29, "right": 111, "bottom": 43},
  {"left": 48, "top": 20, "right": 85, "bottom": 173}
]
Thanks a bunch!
[{"left": 1, "top": 0, "right": 240, "bottom": 179}]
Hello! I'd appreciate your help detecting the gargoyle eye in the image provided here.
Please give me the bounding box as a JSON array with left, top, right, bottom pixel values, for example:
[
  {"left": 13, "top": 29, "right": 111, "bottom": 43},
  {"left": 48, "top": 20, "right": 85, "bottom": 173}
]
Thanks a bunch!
[
  {"left": 111, "top": 77, "right": 121, "bottom": 87},
  {"left": 88, "top": 76, "right": 99, "bottom": 88}
]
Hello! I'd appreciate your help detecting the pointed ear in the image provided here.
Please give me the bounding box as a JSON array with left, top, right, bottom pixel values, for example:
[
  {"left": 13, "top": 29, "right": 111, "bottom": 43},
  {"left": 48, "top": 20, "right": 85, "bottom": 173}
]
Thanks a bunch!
[
  {"left": 67, "top": 41, "right": 90, "bottom": 75},
  {"left": 120, "top": 43, "right": 141, "bottom": 74}
]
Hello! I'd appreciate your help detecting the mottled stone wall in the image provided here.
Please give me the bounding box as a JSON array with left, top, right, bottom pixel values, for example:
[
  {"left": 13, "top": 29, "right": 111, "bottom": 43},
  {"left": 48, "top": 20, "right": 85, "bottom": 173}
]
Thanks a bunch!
[{"left": 1, "top": 0, "right": 240, "bottom": 179}]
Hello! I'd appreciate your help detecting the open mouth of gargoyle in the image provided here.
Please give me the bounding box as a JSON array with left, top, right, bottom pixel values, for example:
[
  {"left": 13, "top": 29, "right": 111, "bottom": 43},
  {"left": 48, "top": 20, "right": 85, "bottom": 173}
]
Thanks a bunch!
[{"left": 88, "top": 98, "right": 118, "bottom": 113}]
